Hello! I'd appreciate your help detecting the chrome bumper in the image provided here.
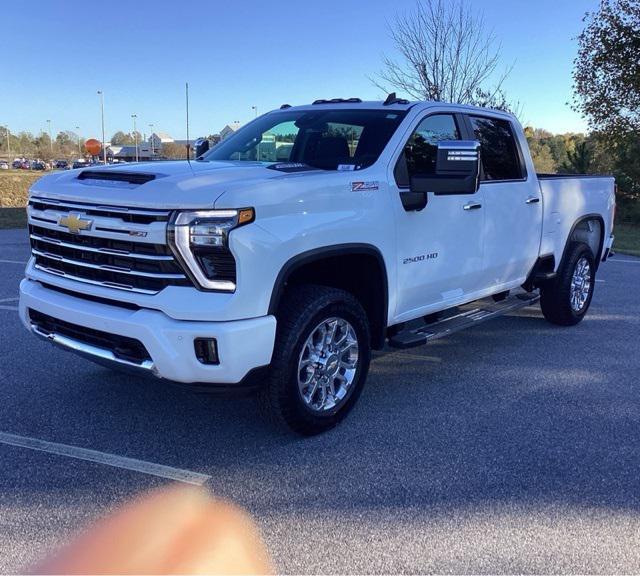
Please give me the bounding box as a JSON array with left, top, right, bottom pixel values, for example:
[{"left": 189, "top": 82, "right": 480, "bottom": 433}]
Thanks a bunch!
[{"left": 30, "top": 323, "right": 158, "bottom": 377}]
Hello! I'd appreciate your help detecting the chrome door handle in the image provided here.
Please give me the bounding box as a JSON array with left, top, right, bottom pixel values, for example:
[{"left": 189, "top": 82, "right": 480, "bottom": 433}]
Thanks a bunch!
[
  {"left": 463, "top": 202, "right": 482, "bottom": 211},
  {"left": 525, "top": 196, "right": 540, "bottom": 204}
]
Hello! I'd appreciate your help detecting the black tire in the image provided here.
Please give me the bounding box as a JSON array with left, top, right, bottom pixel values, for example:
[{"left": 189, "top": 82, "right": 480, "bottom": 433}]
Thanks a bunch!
[
  {"left": 540, "top": 242, "right": 596, "bottom": 326},
  {"left": 259, "top": 285, "right": 371, "bottom": 435}
]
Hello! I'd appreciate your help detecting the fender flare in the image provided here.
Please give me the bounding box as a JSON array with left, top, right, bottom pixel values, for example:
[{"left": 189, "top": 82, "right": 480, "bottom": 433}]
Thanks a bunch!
[
  {"left": 268, "top": 243, "right": 389, "bottom": 347},
  {"left": 559, "top": 213, "right": 605, "bottom": 272}
]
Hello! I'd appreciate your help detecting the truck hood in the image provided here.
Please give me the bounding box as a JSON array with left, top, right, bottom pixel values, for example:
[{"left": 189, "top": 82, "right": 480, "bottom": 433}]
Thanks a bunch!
[{"left": 29, "top": 160, "right": 317, "bottom": 209}]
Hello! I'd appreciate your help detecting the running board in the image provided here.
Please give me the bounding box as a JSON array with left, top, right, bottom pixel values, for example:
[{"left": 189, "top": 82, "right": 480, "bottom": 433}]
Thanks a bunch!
[{"left": 388, "top": 292, "right": 540, "bottom": 349}]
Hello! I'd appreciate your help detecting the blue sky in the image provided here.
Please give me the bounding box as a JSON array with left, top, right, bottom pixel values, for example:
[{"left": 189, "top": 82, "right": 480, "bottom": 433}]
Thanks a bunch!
[{"left": 0, "top": 0, "right": 598, "bottom": 140}]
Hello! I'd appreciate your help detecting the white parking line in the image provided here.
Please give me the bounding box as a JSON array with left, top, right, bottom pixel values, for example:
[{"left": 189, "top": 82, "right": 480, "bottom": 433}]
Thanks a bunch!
[
  {"left": 0, "top": 305, "right": 18, "bottom": 311},
  {"left": 610, "top": 258, "right": 640, "bottom": 264},
  {"left": 0, "top": 259, "right": 26, "bottom": 265},
  {"left": 0, "top": 432, "right": 211, "bottom": 486}
]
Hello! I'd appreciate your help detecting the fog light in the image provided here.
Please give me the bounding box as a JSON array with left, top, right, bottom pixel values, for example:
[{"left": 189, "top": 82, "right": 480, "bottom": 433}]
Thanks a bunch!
[{"left": 194, "top": 338, "right": 219, "bottom": 365}]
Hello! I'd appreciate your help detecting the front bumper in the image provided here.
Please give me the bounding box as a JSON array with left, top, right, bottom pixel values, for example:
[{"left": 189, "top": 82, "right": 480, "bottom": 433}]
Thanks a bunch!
[{"left": 19, "top": 279, "right": 277, "bottom": 384}]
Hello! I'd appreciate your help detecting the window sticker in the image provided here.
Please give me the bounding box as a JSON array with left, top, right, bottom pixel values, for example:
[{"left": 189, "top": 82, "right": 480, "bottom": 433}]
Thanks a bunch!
[{"left": 338, "top": 164, "right": 356, "bottom": 171}]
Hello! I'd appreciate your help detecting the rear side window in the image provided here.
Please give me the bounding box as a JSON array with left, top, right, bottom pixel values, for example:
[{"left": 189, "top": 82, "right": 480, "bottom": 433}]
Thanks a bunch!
[{"left": 469, "top": 116, "right": 523, "bottom": 181}]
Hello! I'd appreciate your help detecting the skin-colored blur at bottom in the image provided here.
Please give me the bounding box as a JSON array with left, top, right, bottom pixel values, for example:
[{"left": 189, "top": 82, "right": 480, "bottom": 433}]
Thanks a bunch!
[{"left": 31, "top": 486, "right": 274, "bottom": 575}]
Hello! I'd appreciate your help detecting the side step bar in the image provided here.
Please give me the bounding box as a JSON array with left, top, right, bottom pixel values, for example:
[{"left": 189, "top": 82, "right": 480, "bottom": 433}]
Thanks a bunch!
[{"left": 388, "top": 292, "right": 540, "bottom": 349}]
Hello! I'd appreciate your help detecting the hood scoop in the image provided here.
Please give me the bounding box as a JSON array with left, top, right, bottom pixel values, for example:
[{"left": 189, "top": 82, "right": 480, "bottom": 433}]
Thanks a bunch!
[{"left": 77, "top": 170, "right": 158, "bottom": 186}]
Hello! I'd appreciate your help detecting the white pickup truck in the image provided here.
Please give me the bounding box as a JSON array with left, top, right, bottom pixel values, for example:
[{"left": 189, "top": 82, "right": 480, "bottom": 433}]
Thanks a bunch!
[{"left": 19, "top": 97, "right": 616, "bottom": 434}]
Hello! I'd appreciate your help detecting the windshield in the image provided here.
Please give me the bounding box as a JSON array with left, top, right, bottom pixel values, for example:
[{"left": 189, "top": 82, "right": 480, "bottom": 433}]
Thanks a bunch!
[{"left": 201, "top": 109, "right": 407, "bottom": 170}]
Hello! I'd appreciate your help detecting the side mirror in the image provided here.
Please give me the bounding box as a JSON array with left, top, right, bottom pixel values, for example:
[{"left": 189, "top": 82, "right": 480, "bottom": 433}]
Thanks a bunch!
[
  {"left": 410, "top": 140, "right": 480, "bottom": 196},
  {"left": 194, "top": 138, "right": 210, "bottom": 158}
]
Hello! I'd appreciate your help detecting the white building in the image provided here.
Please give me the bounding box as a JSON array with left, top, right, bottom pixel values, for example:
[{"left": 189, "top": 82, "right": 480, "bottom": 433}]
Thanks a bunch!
[
  {"left": 149, "top": 132, "right": 174, "bottom": 152},
  {"left": 220, "top": 122, "right": 242, "bottom": 140}
]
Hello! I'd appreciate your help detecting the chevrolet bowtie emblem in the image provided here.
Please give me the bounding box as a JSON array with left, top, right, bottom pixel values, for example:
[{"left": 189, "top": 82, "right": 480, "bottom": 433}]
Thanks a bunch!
[{"left": 58, "top": 213, "right": 93, "bottom": 234}]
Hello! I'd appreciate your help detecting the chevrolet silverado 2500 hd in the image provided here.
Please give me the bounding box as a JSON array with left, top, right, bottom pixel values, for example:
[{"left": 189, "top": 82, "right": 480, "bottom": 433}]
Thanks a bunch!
[{"left": 19, "top": 97, "right": 616, "bottom": 435}]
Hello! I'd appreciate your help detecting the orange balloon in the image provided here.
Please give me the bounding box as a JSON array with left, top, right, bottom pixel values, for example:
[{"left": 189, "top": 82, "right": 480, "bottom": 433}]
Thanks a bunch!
[{"left": 85, "top": 138, "right": 102, "bottom": 156}]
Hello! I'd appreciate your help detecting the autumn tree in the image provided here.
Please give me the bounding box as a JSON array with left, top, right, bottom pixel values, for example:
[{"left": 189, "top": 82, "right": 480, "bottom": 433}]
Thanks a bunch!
[
  {"left": 562, "top": 141, "right": 594, "bottom": 174},
  {"left": 573, "top": 0, "right": 640, "bottom": 136},
  {"left": 573, "top": 0, "right": 640, "bottom": 211},
  {"left": 161, "top": 142, "right": 188, "bottom": 159}
]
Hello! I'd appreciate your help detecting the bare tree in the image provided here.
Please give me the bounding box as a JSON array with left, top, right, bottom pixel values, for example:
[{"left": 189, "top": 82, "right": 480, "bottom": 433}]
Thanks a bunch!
[{"left": 372, "top": 0, "right": 517, "bottom": 112}]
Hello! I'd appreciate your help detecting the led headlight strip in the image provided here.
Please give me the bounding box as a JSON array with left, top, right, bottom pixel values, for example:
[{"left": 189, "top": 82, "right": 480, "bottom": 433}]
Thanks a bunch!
[{"left": 168, "top": 208, "right": 254, "bottom": 291}]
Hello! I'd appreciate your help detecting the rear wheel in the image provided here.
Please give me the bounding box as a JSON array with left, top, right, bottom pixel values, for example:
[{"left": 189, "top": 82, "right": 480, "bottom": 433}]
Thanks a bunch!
[
  {"left": 259, "top": 285, "right": 371, "bottom": 435},
  {"left": 540, "top": 242, "right": 595, "bottom": 326}
]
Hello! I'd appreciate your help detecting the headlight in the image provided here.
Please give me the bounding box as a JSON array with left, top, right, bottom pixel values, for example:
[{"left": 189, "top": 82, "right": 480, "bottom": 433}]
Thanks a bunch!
[{"left": 168, "top": 208, "right": 254, "bottom": 291}]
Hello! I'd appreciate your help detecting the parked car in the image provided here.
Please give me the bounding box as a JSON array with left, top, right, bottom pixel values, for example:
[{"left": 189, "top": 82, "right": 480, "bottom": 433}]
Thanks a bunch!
[
  {"left": 19, "top": 97, "right": 616, "bottom": 435},
  {"left": 31, "top": 160, "right": 47, "bottom": 171},
  {"left": 71, "top": 161, "right": 88, "bottom": 169},
  {"left": 12, "top": 160, "right": 23, "bottom": 169},
  {"left": 0, "top": 161, "right": 9, "bottom": 170},
  {"left": 54, "top": 160, "right": 69, "bottom": 170},
  {"left": 20, "top": 160, "right": 31, "bottom": 170}
]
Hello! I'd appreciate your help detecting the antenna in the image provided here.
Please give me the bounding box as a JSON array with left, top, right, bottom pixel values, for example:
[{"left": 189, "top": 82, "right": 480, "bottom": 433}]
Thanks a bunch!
[{"left": 185, "top": 82, "right": 191, "bottom": 164}]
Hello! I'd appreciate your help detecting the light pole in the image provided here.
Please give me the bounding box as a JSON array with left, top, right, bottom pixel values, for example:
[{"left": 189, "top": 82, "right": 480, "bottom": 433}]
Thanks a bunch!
[
  {"left": 75, "top": 126, "right": 81, "bottom": 155},
  {"left": 252, "top": 106, "right": 258, "bottom": 118},
  {"left": 149, "top": 123, "right": 154, "bottom": 157},
  {"left": 97, "top": 90, "right": 106, "bottom": 164},
  {"left": 131, "top": 114, "right": 139, "bottom": 162},
  {"left": 5, "top": 126, "right": 10, "bottom": 158},
  {"left": 46, "top": 119, "right": 53, "bottom": 156}
]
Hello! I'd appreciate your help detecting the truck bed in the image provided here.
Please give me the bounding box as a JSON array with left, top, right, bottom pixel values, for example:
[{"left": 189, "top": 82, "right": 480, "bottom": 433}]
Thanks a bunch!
[{"left": 537, "top": 173, "right": 616, "bottom": 267}]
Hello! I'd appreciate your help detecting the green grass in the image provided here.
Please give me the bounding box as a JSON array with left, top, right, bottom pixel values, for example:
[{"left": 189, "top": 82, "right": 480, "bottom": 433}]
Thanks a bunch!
[
  {"left": 613, "top": 223, "right": 640, "bottom": 257},
  {"left": 0, "top": 207, "right": 27, "bottom": 229}
]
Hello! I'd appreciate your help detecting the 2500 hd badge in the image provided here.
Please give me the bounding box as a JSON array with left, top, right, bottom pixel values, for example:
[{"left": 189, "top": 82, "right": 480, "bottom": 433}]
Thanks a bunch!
[{"left": 403, "top": 252, "right": 439, "bottom": 264}]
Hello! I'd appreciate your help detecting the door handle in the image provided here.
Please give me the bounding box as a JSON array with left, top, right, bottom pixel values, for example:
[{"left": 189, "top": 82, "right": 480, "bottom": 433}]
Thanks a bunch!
[
  {"left": 463, "top": 202, "right": 482, "bottom": 211},
  {"left": 525, "top": 196, "right": 540, "bottom": 204}
]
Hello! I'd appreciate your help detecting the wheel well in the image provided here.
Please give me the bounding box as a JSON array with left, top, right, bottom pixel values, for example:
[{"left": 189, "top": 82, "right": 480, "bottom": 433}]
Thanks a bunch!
[
  {"left": 269, "top": 247, "right": 388, "bottom": 350},
  {"left": 566, "top": 215, "right": 604, "bottom": 270}
]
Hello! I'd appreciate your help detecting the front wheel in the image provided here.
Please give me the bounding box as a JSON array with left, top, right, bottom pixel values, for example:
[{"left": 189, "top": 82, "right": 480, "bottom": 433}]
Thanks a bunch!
[
  {"left": 540, "top": 242, "right": 596, "bottom": 326},
  {"left": 259, "top": 285, "right": 371, "bottom": 435}
]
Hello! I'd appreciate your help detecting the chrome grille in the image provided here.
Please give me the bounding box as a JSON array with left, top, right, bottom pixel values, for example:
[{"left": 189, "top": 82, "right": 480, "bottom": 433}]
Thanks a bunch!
[{"left": 28, "top": 197, "right": 191, "bottom": 294}]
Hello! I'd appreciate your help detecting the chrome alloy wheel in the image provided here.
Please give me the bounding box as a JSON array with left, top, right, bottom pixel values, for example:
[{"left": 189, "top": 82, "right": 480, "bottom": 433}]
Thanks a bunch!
[
  {"left": 570, "top": 256, "right": 592, "bottom": 312},
  {"left": 297, "top": 317, "right": 359, "bottom": 412}
]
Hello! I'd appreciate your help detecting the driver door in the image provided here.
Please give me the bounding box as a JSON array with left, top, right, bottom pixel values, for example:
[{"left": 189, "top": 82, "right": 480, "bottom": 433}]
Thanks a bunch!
[{"left": 391, "top": 113, "right": 486, "bottom": 321}]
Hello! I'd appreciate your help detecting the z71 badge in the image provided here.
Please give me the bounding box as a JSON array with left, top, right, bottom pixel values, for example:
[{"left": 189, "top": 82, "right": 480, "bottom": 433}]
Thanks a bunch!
[
  {"left": 351, "top": 181, "right": 379, "bottom": 192},
  {"left": 403, "top": 252, "right": 438, "bottom": 264}
]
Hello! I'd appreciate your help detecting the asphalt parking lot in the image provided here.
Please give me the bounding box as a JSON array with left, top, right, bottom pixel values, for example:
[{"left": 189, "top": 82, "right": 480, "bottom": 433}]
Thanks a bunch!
[{"left": 1, "top": 226, "right": 640, "bottom": 573}]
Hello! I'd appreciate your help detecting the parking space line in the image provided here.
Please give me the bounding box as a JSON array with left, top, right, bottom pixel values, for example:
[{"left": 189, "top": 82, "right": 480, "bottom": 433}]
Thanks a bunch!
[
  {"left": 0, "top": 306, "right": 18, "bottom": 311},
  {"left": 0, "top": 259, "right": 26, "bottom": 265},
  {"left": 609, "top": 258, "right": 640, "bottom": 264},
  {"left": 0, "top": 431, "right": 211, "bottom": 486},
  {"left": 0, "top": 297, "right": 18, "bottom": 303}
]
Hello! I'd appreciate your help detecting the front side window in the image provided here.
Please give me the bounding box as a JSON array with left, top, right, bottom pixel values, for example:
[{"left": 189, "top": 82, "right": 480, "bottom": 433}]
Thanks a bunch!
[
  {"left": 202, "top": 109, "right": 406, "bottom": 171},
  {"left": 468, "top": 116, "right": 523, "bottom": 181},
  {"left": 395, "top": 114, "right": 460, "bottom": 187}
]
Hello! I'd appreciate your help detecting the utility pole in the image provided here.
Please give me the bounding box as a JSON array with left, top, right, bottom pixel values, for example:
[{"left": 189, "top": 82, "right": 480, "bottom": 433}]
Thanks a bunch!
[
  {"left": 131, "top": 114, "right": 139, "bottom": 162},
  {"left": 252, "top": 106, "right": 258, "bottom": 118},
  {"left": 5, "top": 126, "right": 10, "bottom": 158},
  {"left": 75, "top": 126, "right": 81, "bottom": 155},
  {"left": 149, "top": 123, "right": 154, "bottom": 157},
  {"left": 46, "top": 119, "right": 53, "bottom": 155},
  {"left": 97, "top": 90, "right": 106, "bottom": 164}
]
